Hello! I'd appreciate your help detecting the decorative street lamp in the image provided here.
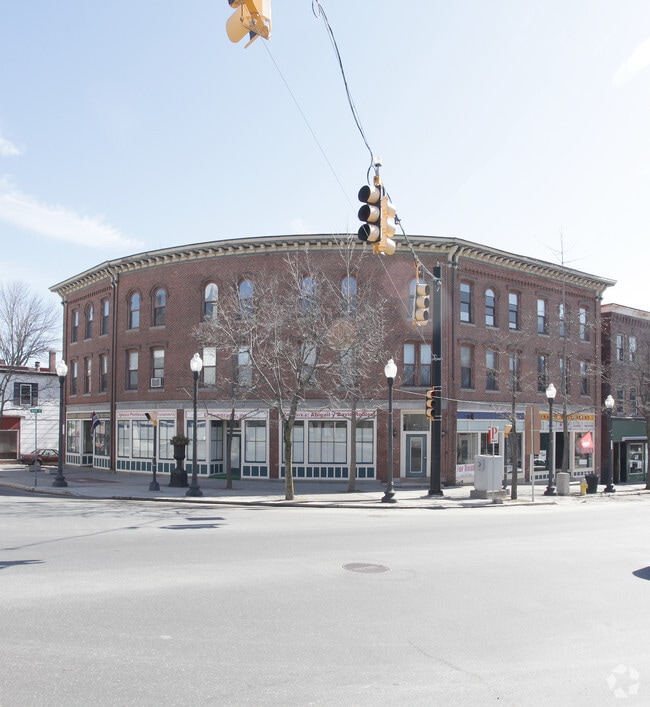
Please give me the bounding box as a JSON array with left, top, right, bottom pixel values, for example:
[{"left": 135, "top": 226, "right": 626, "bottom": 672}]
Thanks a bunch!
[
  {"left": 53, "top": 360, "right": 68, "bottom": 488},
  {"left": 187, "top": 353, "right": 203, "bottom": 497},
  {"left": 543, "top": 382, "right": 557, "bottom": 496},
  {"left": 604, "top": 394, "right": 616, "bottom": 493},
  {"left": 382, "top": 358, "right": 398, "bottom": 504}
]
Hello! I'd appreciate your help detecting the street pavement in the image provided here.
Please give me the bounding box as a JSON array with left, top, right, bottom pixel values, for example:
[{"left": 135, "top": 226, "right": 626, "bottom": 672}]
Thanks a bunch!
[{"left": 1, "top": 461, "right": 647, "bottom": 508}]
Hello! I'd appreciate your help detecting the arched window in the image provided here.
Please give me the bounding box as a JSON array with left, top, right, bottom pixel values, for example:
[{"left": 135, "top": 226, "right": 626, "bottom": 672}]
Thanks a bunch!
[
  {"left": 239, "top": 279, "right": 254, "bottom": 316},
  {"left": 71, "top": 309, "right": 79, "bottom": 342},
  {"left": 300, "top": 276, "right": 317, "bottom": 315},
  {"left": 85, "top": 304, "right": 94, "bottom": 339},
  {"left": 100, "top": 299, "right": 110, "bottom": 336},
  {"left": 153, "top": 288, "right": 166, "bottom": 326},
  {"left": 204, "top": 283, "right": 218, "bottom": 319},
  {"left": 341, "top": 276, "right": 357, "bottom": 316},
  {"left": 128, "top": 292, "right": 140, "bottom": 329}
]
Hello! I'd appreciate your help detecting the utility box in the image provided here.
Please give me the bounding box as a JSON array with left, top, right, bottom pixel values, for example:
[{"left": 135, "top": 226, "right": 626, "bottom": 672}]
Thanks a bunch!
[{"left": 471, "top": 455, "right": 505, "bottom": 499}]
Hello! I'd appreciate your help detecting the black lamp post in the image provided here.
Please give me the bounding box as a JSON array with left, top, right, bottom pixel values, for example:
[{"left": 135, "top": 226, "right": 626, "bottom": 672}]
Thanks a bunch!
[
  {"left": 543, "top": 382, "right": 557, "bottom": 496},
  {"left": 187, "top": 353, "right": 203, "bottom": 497},
  {"left": 603, "top": 394, "right": 616, "bottom": 493},
  {"left": 381, "top": 358, "right": 397, "bottom": 504},
  {"left": 53, "top": 360, "right": 68, "bottom": 488}
]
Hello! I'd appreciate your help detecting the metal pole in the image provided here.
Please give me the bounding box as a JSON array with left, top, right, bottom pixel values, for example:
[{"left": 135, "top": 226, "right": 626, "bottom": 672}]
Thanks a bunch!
[
  {"left": 544, "top": 397, "right": 556, "bottom": 495},
  {"left": 148, "top": 414, "right": 159, "bottom": 492},
  {"left": 428, "top": 266, "right": 443, "bottom": 496},
  {"left": 187, "top": 370, "right": 203, "bottom": 497},
  {"left": 604, "top": 408, "right": 615, "bottom": 493},
  {"left": 382, "top": 374, "right": 396, "bottom": 503},
  {"left": 53, "top": 373, "right": 68, "bottom": 487}
]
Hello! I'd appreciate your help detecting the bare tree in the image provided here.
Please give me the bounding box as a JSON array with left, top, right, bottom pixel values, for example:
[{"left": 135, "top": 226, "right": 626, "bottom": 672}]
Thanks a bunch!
[
  {"left": 195, "top": 242, "right": 394, "bottom": 499},
  {"left": 0, "top": 281, "right": 59, "bottom": 421}
]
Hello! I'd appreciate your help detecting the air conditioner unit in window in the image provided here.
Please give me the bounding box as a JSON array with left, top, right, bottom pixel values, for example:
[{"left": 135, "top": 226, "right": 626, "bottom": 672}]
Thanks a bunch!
[{"left": 150, "top": 377, "right": 163, "bottom": 388}]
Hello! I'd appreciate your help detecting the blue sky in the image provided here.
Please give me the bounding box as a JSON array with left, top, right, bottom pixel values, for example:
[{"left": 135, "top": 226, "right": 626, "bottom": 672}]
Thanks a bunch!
[{"left": 1, "top": 1, "right": 650, "bottom": 313}]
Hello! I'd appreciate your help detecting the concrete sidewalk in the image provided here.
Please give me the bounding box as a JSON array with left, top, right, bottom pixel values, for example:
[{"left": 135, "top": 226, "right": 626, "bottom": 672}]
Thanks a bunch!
[{"left": 1, "top": 463, "right": 648, "bottom": 509}]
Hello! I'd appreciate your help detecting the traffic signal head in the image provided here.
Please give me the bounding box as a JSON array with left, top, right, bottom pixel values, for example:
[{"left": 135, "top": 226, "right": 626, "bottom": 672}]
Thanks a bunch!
[
  {"left": 412, "top": 281, "right": 430, "bottom": 325},
  {"left": 226, "top": 0, "right": 271, "bottom": 46},
  {"left": 425, "top": 387, "right": 436, "bottom": 420},
  {"left": 357, "top": 184, "right": 382, "bottom": 244},
  {"left": 376, "top": 195, "right": 396, "bottom": 255}
]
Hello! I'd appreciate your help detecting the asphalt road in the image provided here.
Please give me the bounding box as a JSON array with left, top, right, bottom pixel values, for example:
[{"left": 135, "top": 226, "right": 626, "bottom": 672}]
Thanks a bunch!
[{"left": 1, "top": 495, "right": 648, "bottom": 706}]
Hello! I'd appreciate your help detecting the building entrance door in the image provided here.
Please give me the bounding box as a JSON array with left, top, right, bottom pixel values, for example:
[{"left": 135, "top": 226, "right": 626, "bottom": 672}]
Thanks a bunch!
[
  {"left": 230, "top": 432, "right": 241, "bottom": 476},
  {"left": 406, "top": 433, "right": 427, "bottom": 478}
]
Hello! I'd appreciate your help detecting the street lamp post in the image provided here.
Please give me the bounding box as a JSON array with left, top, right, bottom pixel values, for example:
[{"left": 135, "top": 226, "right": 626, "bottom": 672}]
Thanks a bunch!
[
  {"left": 187, "top": 353, "right": 203, "bottom": 498},
  {"left": 382, "top": 358, "right": 397, "bottom": 504},
  {"left": 543, "top": 382, "right": 557, "bottom": 496},
  {"left": 604, "top": 394, "right": 616, "bottom": 493},
  {"left": 53, "top": 360, "right": 68, "bottom": 488}
]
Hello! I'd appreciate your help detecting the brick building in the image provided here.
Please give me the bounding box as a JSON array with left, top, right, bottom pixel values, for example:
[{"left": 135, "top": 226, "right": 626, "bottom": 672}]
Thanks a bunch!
[
  {"left": 601, "top": 304, "right": 650, "bottom": 484},
  {"left": 50, "top": 234, "right": 616, "bottom": 486}
]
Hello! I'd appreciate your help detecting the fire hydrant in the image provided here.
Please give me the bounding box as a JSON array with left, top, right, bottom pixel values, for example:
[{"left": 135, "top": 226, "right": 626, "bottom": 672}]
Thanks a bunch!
[{"left": 580, "top": 480, "right": 587, "bottom": 496}]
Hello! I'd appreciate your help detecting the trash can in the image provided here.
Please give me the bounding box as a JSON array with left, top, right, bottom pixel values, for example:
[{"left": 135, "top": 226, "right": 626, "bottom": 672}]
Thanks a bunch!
[
  {"left": 556, "top": 471, "right": 570, "bottom": 496},
  {"left": 585, "top": 474, "right": 598, "bottom": 494}
]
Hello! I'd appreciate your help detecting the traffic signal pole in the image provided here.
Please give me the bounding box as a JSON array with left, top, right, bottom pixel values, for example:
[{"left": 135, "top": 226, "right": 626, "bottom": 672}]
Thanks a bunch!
[{"left": 428, "top": 266, "right": 444, "bottom": 497}]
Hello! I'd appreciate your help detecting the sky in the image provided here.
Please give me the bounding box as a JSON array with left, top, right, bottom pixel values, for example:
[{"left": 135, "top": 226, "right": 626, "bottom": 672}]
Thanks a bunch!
[{"left": 1, "top": 0, "right": 650, "bottom": 317}]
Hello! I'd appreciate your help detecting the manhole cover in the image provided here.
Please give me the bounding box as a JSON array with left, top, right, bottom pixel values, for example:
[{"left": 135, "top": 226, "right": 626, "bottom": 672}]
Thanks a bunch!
[{"left": 342, "top": 562, "right": 390, "bottom": 574}]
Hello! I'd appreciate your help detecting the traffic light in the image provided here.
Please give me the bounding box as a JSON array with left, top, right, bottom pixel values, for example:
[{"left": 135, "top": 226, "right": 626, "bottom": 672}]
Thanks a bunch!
[
  {"left": 377, "top": 194, "right": 396, "bottom": 255},
  {"left": 425, "top": 388, "right": 435, "bottom": 420},
  {"left": 357, "top": 184, "right": 382, "bottom": 245},
  {"left": 226, "top": 0, "right": 271, "bottom": 47},
  {"left": 412, "top": 281, "right": 430, "bottom": 325}
]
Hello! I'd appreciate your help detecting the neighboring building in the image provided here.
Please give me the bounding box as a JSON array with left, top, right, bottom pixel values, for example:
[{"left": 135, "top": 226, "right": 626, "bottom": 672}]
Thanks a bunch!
[
  {"left": 601, "top": 304, "right": 650, "bottom": 484},
  {"left": 50, "top": 234, "right": 616, "bottom": 486},
  {"left": 0, "top": 351, "right": 60, "bottom": 459}
]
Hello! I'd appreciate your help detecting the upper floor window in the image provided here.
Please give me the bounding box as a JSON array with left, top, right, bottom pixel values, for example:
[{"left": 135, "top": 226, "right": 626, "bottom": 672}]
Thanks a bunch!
[
  {"left": 128, "top": 293, "right": 140, "bottom": 329},
  {"left": 508, "top": 292, "right": 519, "bottom": 330},
  {"left": 300, "top": 277, "right": 318, "bottom": 316},
  {"left": 127, "top": 351, "right": 138, "bottom": 390},
  {"left": 460, "top": 282, "right": 472, "bottom": 323},
  {"left": 537, "top": 354, "right": 548, "bottom": 393},
  {"left": 71, "top": 309, "right": 79, "bottom": 343},
  {"left": 579, "top": 306, "right": 589, "bottom": 341},
  {"left": 460, "top": 345, "right": 474, "bottom": 389},
  {"left": 486, "top": 350, "right": 499, "bottom": 391},
  {"left": 239, "top": 279, "right": 254, "bottom": 316},
  {"left": 537, "top": 298, "right": 548, "bottom": 335},
  {"left": 100, "top": 299, "right": 110, "bottom": 336},
  {"left": 403, "top": 343, "right": 432, "bottom": 387},
  {"left": 13, "top": 382, "right": 38, "bottom": 406},
  {"left": 629, "top": 336, "right": 637, "bottom": 362},
  {"left": 153, "top": 288, "right": 166, "bottom": 327},
  {"left": 616, "top": 334, "right": 625, "bottom": 361},
  {"left": 84, "top": 357, "right": 92, "bottom": 394},
  {"left": 237, "top": 346, "right": 252, "bottom": 387},
  {"left": 204, "top": 283, "right": 218, "bottom": 319},
  {"left": 152, "top": 348, "right": 165, "bottom": 384},
  {"left": 341, "top": 276, "right": 357, "bottom": 316},
  {"left": 202, "top": 346, "right": 217, "bottom": 386},
  {"left": 99, "top": 353, "right": 108, "bottom": 393},
  {"left": 70, "top": 360, "right": 78, "bottom": 396},
  {"left": 509, "top": 351, "right": 521, "bottom": 392},
  {"left": 558, "top": 303, "right": 567, "bottom": 337},
  {"left": 579, "top": 360, "right": 590, "bottom": 396},
  {"left": 85, "top": 305, "right": 94, "bottom": 339},
  {"left": 485, "top": 288, "right": 496, "bottom": 327}
]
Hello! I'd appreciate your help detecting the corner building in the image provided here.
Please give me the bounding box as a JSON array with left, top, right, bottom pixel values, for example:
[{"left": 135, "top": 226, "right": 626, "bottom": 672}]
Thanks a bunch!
[{"left": 50, "top": 234, "right": 615, "bottom": 486}]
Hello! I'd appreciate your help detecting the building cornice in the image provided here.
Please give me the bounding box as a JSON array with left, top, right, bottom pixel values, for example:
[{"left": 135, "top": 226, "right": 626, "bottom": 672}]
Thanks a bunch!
[{"left": 49, "top": 233, "right": 617, "bottom": 299}]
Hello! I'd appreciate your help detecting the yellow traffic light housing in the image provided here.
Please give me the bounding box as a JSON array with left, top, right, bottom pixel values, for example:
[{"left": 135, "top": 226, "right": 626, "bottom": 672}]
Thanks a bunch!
[
  {"left": 413, "top": 281, "right": 430, "bottom": 325},
  {"left": 376, "top": 194, "right": 396, "bottom": 255},
  {"left": 226, "top": 0, "right": 271, "bottom": 47},
  {"left": 425, "top": 387, "right": 436, "bottom": 421},
  {"left": 357, "top": 183, "right": 382, "bottom": 245}
]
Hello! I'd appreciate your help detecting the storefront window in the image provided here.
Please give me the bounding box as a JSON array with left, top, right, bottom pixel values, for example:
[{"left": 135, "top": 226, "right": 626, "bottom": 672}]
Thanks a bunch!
[
  {"left": 457, "top": 432, "right": 478, "bottom": 465},
  {"left": 159, "top": 420, "right": 174, "bottom": 460},
  {"left": 67, "top": 419, "right": 81, "bottom": 454},
  {"left": 245, "top": 420, "right": 266, "bottom": 462},
  {"left": 309, "top": 421, "right": 347, "bottom": 463},
  {"left": 355, "top": 420, "right": 374, "bottom": 464},
  {"left": 93, "top": 421, "right": 110, "bottom": 458},
  {"left": 117, "top": 421, "right": 130, "bottom": 457},
  {"left": 186, "top": 420, "right": 206, "bottom": 461},
  {"left": 132, "top": 420, "right": 154, "bottom": 459},
  {"left": 573, "top": 431, "right": 593, "bottom": 470}
]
